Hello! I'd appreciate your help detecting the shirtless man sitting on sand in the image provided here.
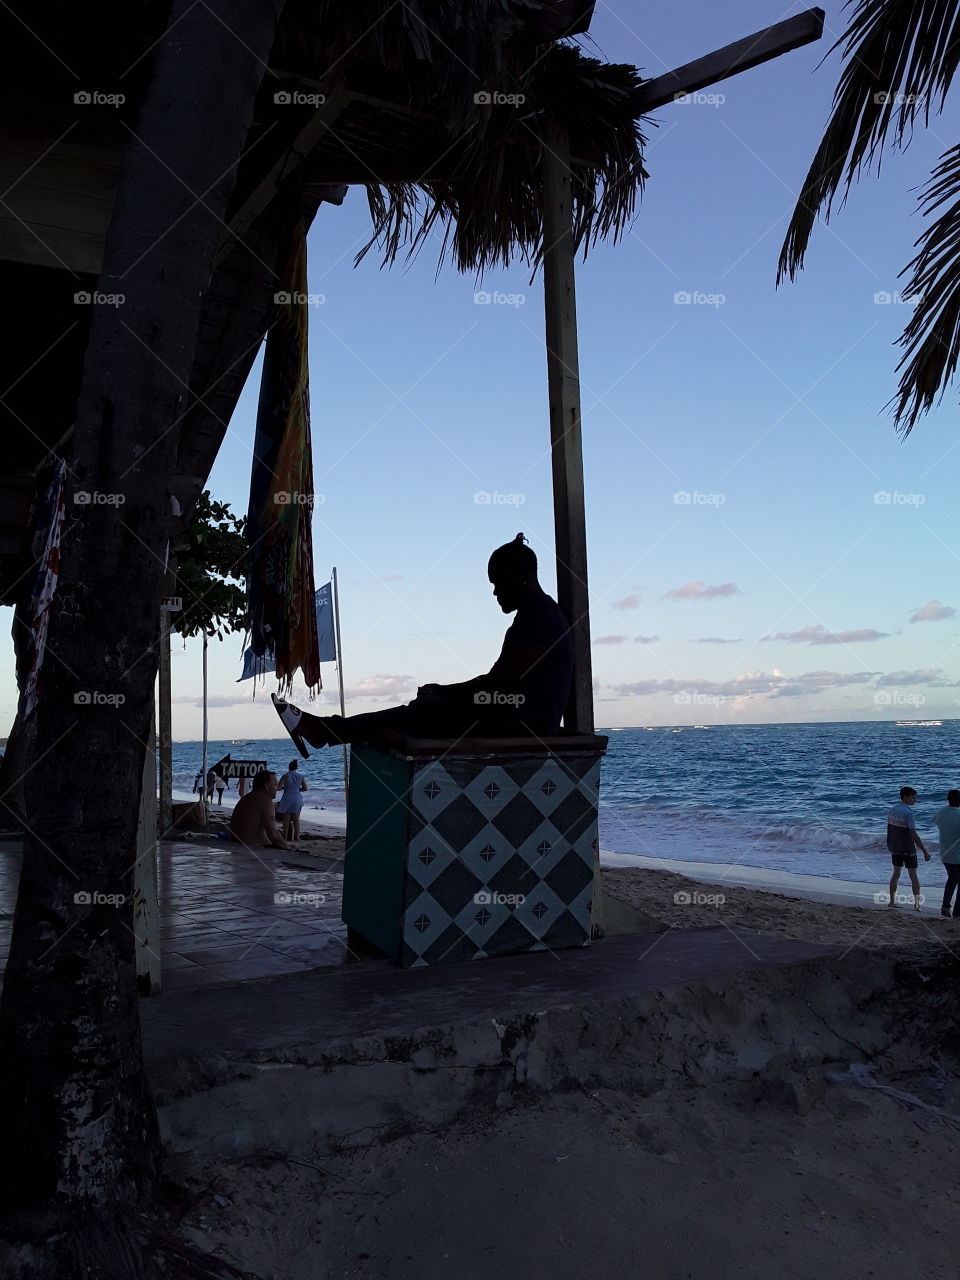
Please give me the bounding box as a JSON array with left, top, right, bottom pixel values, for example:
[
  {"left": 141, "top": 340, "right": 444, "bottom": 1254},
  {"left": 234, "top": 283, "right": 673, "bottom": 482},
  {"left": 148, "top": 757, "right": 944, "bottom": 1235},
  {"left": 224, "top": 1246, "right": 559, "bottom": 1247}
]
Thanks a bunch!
[{"left": 228, "top": 770, "right": 289, "bottom": 850}]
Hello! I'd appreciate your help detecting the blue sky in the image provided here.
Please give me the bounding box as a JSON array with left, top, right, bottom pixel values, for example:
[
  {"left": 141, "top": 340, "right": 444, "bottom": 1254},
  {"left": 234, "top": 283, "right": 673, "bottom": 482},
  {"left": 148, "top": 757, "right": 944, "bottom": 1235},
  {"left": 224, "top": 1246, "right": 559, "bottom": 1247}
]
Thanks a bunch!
[{"left": 6, "top": 0, "right": 960, "bottom": 738}]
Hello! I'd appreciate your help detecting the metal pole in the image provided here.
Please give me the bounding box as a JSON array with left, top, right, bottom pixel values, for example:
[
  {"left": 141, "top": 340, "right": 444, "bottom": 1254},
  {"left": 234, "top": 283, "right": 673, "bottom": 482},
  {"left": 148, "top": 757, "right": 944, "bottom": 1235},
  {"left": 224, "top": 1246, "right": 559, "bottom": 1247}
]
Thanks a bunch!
[{"left": 332, "top": 566, "right": 348, "bottom": 801}]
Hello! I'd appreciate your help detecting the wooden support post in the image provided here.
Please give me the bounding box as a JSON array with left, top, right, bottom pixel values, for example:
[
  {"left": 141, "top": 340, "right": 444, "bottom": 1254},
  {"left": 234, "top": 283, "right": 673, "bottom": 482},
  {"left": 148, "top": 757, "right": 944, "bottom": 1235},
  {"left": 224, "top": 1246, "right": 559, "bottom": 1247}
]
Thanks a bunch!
[
  {"left": 542, "top": 118, "right": 594, "bottom": 735},
  {"left": 135, "top": 703, "right": 161, "bottom": 995},
  {"left": 158, "top": 613, "right": 173, "bottom": 836}
]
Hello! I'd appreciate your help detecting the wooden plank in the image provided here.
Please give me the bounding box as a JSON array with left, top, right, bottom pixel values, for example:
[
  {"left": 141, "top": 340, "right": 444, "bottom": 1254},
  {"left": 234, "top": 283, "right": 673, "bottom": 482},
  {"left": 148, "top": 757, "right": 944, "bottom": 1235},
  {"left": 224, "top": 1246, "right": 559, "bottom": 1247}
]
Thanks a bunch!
[
  {"left": 541, "top": 118, "right": 594, "bottom": 736},
  {"left": 134, "top": 703, "right": 161, "bottom": 996},
  {"left": 157, "top": 616, "right": 173, "bottom": 838},
  {"left": 634, "top": 9, "right": 825, "bottom": 113},
  {"left": 0, "top": 138, "right": 121, "bottom": 272},
  {"left": 215, "top": 84, "right": 348, "bottom": 266}
]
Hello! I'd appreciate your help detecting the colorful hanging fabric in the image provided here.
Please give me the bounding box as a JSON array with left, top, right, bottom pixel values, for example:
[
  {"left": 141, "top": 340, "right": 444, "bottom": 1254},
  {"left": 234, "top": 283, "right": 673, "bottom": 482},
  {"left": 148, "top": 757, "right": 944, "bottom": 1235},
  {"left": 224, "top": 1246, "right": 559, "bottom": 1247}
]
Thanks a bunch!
[{"left": 246, "top": 216, "right": 321, "bottom": 694}]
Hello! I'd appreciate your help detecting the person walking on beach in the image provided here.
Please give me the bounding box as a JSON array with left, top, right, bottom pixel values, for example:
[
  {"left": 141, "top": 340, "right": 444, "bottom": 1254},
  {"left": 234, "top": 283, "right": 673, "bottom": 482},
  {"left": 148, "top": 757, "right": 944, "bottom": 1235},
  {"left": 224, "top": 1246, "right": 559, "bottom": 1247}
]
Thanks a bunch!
[
  {"left": 276, "top": 759, "right": 307, "bottom": 841},
  {"left": 886, "top": 786, "right": 929, "bottom": 910},
  {"left": 271, "top": 534, "right": 573, "bottom": 755},
  {"left": 934, "top": 789, "right": 960, "bottom": 918},
  {"left": 214, "top": 772, "right": 226, "bottom": 805}
]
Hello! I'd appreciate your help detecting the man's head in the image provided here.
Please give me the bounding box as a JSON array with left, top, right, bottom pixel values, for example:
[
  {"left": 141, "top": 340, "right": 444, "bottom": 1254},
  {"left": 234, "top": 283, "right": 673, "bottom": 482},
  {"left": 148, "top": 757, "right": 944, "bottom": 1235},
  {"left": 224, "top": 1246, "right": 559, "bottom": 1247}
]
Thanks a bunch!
[
  {"left": 948, "top": 789, "right": 960, "bottom": 808},
  {"left": 288, "top": 759, "right": 299, "bottom": 772},
  {"left": 488, "top": 533, "right": 538, "bottom": 613},
  {"left": 253, "top": 770, "right": 278, "bottom": 798},
  {"left": 900, "top": 786, "right": 918, "bottom": 805}
]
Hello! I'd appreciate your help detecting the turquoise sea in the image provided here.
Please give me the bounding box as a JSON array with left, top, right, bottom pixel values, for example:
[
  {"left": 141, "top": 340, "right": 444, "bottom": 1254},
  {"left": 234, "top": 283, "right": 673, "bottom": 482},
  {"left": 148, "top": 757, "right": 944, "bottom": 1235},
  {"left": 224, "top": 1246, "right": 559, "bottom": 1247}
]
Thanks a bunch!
[{"left": 172, "top": 719, "right": 959, "bottom": 882}]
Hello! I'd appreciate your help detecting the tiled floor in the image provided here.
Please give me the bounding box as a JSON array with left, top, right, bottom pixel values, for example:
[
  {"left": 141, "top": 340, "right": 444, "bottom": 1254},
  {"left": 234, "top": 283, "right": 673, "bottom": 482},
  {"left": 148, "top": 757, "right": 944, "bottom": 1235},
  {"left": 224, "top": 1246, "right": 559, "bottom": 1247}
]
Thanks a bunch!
[{"left": 0, "top": 836, "right": 367, "bottom": 991}]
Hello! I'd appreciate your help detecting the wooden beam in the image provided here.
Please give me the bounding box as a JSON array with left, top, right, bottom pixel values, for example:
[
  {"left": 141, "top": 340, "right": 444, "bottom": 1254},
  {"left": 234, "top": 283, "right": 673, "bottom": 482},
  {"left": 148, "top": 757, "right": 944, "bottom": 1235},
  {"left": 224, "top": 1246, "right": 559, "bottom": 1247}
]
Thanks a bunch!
[
  {"left": 157, "top": 615, "right": 173, "bottom": 839},
  {"left": 634, "top": 8, "right": 824, "bottom": 114},
  {"left": 541, "top": 119, "right": 593, "bottom": 736},
  {"left": 134, "top": 703, "right": 161, "bottom": 996},
  {"left": 215, "top": 85, "right": 348, "bottom": 267}
]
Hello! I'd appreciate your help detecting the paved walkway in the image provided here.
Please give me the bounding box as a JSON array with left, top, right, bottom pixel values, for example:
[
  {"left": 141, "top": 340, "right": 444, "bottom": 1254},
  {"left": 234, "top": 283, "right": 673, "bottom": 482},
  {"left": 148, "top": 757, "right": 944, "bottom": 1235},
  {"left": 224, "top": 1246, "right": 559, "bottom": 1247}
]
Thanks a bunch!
[
  {"left": 0, "top": 836, "right": 358, "bottom": 990},
  {"left": 142, "top": 927, "right": 839, "bottom": 1064}
]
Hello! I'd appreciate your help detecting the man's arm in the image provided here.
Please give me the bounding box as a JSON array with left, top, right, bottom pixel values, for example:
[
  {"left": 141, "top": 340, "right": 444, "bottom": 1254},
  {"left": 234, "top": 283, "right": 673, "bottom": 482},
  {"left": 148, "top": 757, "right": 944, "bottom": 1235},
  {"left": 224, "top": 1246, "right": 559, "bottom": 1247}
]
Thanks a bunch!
[
  {"left": 260, "top": 796, "right": 289, "bottom": 850},
  {"left": 423, "top": 644, "right": 547, "bottom": 699},
  {"left": 908, "top": 812, "right": 929, "bottom": 859}
]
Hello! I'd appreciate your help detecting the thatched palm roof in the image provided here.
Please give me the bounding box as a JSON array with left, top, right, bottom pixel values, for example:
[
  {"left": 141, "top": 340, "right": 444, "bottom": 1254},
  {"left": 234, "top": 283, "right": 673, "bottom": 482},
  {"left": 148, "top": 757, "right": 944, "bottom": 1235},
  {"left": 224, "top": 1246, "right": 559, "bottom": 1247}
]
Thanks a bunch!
[
  {"left": 0, "top": 0, "right": 650, "bottom": 598},
  {"left": 270, "top": 0, "right": 649, "bottom": 271}
]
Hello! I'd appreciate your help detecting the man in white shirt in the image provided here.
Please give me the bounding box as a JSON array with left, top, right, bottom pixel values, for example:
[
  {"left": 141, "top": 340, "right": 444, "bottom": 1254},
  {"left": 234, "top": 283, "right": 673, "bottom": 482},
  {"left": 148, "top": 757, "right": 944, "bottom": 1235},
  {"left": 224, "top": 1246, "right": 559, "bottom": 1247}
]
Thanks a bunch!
[{"left": 935, "top": 789, "right": 960, "bottom": 918}]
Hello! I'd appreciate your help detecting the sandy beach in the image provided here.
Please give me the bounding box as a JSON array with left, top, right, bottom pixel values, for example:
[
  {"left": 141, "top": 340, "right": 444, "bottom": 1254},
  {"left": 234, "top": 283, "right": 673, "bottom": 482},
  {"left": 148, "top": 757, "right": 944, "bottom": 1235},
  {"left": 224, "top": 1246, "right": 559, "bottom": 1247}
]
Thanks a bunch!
[
  {"left": 186, "top": 793, "right": 960, "bottom": 953},
  {"left": 600, "top": 861, "right": 960, "bottom": 951},
  {"left": 157, "top": 837, "right": 960, "bottom": 1279}
]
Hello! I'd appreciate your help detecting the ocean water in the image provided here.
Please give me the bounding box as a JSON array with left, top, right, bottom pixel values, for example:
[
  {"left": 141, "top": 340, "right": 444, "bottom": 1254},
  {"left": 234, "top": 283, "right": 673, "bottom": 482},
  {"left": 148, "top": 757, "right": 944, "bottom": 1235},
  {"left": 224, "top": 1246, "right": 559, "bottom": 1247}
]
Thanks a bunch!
[{"left": 172, "top": 720, "right": 960, "bottom": 882}]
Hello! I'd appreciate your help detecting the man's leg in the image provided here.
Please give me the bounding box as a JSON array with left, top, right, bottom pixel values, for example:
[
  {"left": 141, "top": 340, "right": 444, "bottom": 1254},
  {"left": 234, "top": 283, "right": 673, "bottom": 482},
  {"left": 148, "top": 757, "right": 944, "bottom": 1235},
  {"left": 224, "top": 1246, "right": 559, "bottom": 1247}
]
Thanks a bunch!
[
  {"left": 942, "top": 867, "right": 954, "bottom": 916},
  {"left": 278, "top": 692, "right": 528, "bottom": 750},
  {"left": 907, "top": 865, "right": 922, "bottom": 909},
  {"left": 950, "top": 865, "right": 960, "bottom": 917},
  {"left": 285, "top": 701, "right": 439, "bottom": 748},
  {"left": 889, "top": 864, "right": 901, "bottom": 906}
]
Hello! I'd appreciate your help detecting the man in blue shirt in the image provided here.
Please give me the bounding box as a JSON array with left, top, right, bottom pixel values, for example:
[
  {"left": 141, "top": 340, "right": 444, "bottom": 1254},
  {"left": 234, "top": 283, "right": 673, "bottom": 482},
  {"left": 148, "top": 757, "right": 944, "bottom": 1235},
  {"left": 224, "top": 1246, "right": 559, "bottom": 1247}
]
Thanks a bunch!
[
  {"left": 935, "top": 789, "right": 960, "bottom": 918},
  {"left": 272, "top": 534, "right": 574, "bottom": 752},
  {"left": 886, "top": 786, "right": 929, "bottom": 910}
]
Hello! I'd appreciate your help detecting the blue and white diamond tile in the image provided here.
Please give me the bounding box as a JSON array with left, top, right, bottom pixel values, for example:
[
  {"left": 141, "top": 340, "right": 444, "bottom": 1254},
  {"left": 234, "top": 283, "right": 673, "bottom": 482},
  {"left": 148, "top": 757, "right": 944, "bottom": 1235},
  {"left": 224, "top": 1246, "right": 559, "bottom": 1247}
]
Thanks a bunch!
[
  {"left": 401, "top": 890, "right": 450, "bottom": 953},
  {"left": 411, "top": 763, "right": 458, "bottom": 816},
  {"left": 452, "top": 895, "right": 513, "bottom": 946},
  {"left": 575, "top": 759, "right": 602, "bottom": 805},
  {"left": 462, "top": 766, "right": 519, "bottom": 819},
  {"left": 514, "top": 818, "right": 570, "bottom": 874},
  {"left": 513, "top": 881, "right": 566, "bottom": 937},
  {"left": 406, "top": 828, "right": 458, "bottom": 889},
  {"left": 456, "top": 823, "right": 517, "bottom": 878},
  {"left": 524, "top": 762, "right": 575, "bottom": 815},
  {"left": 566, "top": 881, "right": 594, "bottom": 930}
]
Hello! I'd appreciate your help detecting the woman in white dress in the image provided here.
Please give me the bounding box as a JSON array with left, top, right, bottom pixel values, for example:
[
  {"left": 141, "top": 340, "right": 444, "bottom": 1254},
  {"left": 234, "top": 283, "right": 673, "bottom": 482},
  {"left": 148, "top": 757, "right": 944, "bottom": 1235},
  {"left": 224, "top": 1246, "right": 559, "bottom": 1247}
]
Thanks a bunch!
[{"left": 276, "top": 758, "right": 307, "bottom": 840}]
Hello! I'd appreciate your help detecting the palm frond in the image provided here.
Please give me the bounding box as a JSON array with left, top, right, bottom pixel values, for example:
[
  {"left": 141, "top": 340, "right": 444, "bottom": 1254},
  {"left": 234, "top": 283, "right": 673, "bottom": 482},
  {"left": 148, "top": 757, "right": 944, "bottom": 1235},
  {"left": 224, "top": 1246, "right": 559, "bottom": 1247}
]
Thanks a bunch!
[
  {"left": 890, "top": 144, "right": 960, "bottom": 429},
  {"left": 362, "top": 46, "right": 647, "bottom": 274},
  {"left": 778, "top": 0, "right": 960, "bottom": 283},
  {"left": 275, "top": 1, "right": 646, "bottom": 274}
]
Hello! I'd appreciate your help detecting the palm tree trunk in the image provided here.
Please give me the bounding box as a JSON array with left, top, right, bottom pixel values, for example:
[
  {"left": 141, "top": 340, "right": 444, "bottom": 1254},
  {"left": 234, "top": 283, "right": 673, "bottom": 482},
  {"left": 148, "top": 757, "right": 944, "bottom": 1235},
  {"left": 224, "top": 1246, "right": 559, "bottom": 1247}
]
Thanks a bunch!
[{"left": 0, "top": 0, "right": 285, "bottom": 1268}]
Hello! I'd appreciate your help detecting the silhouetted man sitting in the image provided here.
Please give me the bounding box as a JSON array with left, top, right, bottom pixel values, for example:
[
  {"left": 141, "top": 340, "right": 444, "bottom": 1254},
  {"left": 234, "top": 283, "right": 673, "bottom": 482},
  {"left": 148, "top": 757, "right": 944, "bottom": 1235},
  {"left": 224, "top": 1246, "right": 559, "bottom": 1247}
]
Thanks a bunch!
[{"left": 272, "top": 534, "right": 573, "bottom": 754}]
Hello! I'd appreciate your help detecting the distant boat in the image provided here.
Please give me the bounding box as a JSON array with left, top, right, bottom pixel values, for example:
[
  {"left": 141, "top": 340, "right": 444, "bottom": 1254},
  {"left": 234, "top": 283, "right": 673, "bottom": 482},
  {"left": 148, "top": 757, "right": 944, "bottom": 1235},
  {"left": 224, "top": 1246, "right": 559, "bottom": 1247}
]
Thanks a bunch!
[
  {"left": 229, "top": 738, "right": 255, "bottom": 746},
  {"left": 895, "top": 720, "right": 943, "bottom": 727}
]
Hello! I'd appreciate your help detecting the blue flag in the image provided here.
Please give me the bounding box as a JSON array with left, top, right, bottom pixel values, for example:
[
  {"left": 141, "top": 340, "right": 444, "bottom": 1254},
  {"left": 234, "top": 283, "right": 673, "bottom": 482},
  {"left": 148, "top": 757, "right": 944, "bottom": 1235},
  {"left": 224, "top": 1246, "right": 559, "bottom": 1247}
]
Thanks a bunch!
[
  {"left": 237, "top": 646, "right": 276, "bottom": 682},
  {"left": 316, "top": 582, "right": 337, "bottom": 662}
]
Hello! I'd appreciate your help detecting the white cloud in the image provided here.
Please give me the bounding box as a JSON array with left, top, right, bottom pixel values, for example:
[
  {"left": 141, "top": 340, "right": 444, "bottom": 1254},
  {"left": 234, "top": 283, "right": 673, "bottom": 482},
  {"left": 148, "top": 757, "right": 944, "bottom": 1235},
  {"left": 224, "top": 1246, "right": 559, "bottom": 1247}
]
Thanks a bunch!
[
  {"left": 610, "top": 593, "right": 642, "bottom": 611},
  {"left": 611, "top": 669, "right": 876, "bottom": 700},
  {"left": 634, "top": 634, "right": 659, "bottom": 644},
  {"left": 595, "top": 634, "right": 629, "bottom": 645},
  {"left": 344, "top": 674, "right": 417, "bottom": 699},
  {"left": 909, "top": 599, "right": 956, "bottom": 623},
  {"left": 875, "top": 668, "right": 960, "bottom": 688},
  {"left": 762, "top": 625, "right": 888, "bottom": 645},
  {"left": 663, "top": 580, "right": 740, "bottom": 601},
  {"left": 695, "top": 636, "right": 741, "bottom": 645}
]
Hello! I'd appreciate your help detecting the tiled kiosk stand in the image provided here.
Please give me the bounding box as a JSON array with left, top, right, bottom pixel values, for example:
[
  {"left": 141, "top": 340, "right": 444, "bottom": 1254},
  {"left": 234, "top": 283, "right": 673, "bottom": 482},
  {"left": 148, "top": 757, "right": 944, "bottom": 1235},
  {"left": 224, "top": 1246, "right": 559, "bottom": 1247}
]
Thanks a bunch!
[{"left": 342, "top": 734, "right": 608, "bottom": 967}]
